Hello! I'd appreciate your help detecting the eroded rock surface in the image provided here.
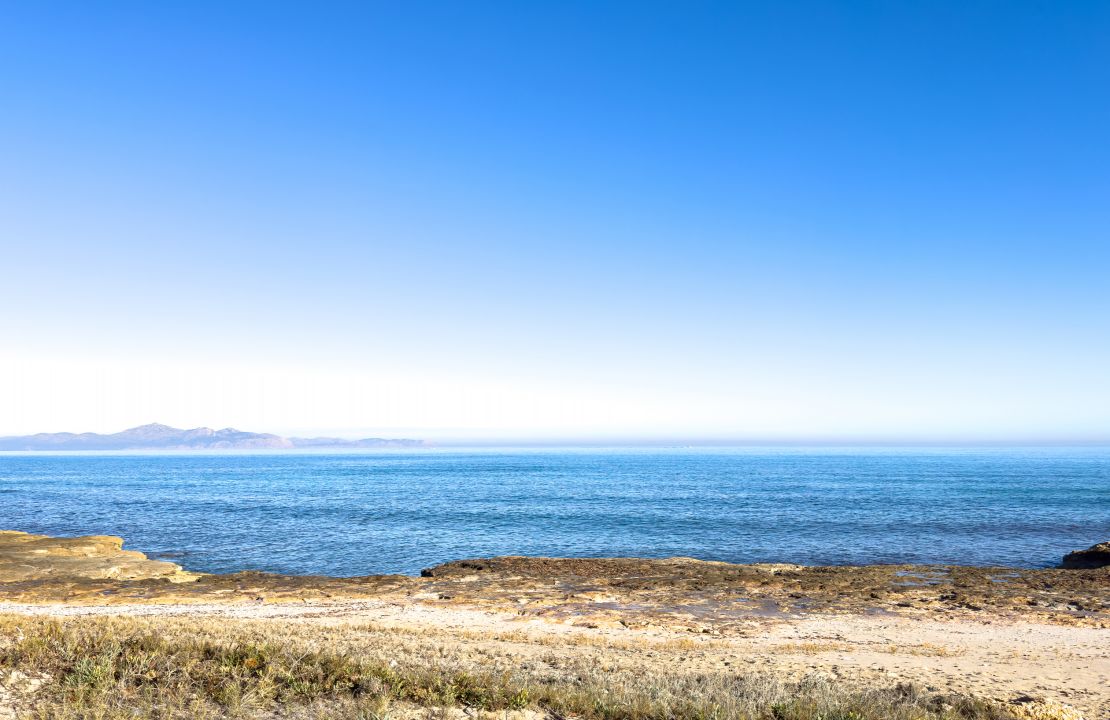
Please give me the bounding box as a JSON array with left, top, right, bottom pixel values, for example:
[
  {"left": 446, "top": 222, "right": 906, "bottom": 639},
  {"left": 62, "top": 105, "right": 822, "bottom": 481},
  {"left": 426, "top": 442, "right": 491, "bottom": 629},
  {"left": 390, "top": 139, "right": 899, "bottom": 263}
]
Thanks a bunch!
[{"left": 0, "top": 531, "right": 199, "bottom": 583}]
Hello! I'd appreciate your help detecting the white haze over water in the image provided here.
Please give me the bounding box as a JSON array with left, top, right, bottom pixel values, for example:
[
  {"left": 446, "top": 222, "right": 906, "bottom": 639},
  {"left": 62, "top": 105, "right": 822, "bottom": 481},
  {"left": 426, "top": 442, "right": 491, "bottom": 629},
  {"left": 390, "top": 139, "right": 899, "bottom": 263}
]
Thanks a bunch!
[{"left": 1, "top": 349, "right": 1106, "bottom": 444}]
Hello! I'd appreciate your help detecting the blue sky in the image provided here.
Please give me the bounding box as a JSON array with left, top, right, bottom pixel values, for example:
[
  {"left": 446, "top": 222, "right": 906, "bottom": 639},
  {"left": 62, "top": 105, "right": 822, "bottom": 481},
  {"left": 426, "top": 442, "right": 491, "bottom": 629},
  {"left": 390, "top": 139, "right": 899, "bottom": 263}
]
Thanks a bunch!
[{"left": 1, "top": 2, "right": 1108, "bottom": 442}]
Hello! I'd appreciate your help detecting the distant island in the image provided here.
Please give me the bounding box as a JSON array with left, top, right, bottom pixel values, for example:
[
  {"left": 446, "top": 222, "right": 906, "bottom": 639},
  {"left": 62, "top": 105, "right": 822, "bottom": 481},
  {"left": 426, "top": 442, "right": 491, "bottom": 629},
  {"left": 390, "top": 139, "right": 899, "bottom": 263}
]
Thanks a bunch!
[{"left": 0, "top": 423, "right": 424, "bottom": 451}]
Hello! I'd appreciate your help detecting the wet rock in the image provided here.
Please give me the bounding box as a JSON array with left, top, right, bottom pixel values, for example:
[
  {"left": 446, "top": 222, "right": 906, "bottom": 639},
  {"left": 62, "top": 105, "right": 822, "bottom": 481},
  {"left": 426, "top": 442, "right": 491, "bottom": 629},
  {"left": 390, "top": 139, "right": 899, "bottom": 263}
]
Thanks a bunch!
[{"left": 1060, "top": 542, "right": 1110, "bottom": 570}]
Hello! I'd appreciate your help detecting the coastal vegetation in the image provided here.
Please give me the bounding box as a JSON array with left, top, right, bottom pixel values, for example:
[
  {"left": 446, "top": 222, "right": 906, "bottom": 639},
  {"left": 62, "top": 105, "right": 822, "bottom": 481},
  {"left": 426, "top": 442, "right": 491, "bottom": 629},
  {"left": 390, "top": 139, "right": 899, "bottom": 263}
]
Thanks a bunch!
[{"left": 1, "top": 614, "right": 1016, "bottom": 720}]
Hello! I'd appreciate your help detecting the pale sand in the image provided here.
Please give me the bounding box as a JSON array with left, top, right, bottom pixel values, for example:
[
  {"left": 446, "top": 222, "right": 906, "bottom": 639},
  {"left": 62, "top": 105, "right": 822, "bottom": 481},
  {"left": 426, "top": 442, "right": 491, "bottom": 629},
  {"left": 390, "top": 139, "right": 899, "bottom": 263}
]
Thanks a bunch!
[{"left": 3, "top": 597, "right": 1106, "bottom": 718}]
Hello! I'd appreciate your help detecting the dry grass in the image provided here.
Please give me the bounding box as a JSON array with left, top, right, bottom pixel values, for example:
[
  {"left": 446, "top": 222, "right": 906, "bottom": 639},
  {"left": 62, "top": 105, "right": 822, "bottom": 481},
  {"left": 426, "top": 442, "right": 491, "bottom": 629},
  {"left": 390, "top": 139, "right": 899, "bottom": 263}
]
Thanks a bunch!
[
  {"left": 0, "top": 613, "right": 1017, "bottom": 720},
  {"left": 769, "top": 642, "right": 854, "bottom": 655},
  {"left": 764, "top": 641, "right": 961, "bottom": 658},
  {"left": 883, "top": 643, "right": 961, "bottom": 658},
  {"left": 402, "top": 625, "right": 718, "bottom": 652}
]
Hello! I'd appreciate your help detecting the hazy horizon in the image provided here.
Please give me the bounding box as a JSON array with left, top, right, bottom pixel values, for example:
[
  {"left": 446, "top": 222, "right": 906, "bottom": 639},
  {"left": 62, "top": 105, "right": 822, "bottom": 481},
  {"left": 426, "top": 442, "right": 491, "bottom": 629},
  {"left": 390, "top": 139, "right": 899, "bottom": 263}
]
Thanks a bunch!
[
  {"left": 2, "top": 420, "right": 1108, "bottom": 448},
  {"left": 3, "top": 3, "right": 1108, "bottom": 442}
]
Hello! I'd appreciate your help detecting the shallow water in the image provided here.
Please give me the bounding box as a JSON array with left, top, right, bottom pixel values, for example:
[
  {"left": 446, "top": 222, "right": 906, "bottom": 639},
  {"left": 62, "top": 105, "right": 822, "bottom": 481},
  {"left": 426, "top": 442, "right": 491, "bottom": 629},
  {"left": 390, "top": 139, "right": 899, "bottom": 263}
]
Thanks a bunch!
[{"left": 1, "top": 447, "right": 1107, "bottom": 575}]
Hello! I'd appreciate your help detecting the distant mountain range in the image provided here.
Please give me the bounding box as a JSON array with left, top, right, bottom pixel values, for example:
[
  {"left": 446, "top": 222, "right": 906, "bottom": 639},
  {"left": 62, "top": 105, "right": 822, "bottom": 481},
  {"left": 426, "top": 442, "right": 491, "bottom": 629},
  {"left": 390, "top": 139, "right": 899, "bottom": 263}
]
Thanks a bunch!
[{"left": 0, "top": 423, "right": 424, "bottom": 451}]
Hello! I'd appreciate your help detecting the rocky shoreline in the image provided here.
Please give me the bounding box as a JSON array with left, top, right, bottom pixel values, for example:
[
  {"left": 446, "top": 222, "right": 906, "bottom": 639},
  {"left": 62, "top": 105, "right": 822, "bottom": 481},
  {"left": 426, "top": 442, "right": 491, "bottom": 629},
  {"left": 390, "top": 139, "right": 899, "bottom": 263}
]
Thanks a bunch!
[
  {"left": 1, "top": 530, "right": 1106, "bottom": 628},
  {"left": 1, "top": 530, "right": 1108, "bottom": 719}
]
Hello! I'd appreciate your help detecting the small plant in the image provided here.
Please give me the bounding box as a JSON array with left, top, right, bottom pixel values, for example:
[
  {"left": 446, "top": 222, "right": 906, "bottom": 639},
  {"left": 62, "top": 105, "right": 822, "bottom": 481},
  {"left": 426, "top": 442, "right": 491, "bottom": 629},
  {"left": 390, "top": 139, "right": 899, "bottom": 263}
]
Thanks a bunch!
[{"left": 64, "top": 654, "right": 115, "bottom": 690}]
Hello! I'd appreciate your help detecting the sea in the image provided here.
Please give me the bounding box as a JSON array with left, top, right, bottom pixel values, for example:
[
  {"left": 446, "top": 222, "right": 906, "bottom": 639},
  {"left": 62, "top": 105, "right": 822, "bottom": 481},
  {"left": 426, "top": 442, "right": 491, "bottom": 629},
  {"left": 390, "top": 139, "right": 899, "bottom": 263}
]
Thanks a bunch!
[{"left": 1, "top": 447, "right": 1107, "bottom": 576}]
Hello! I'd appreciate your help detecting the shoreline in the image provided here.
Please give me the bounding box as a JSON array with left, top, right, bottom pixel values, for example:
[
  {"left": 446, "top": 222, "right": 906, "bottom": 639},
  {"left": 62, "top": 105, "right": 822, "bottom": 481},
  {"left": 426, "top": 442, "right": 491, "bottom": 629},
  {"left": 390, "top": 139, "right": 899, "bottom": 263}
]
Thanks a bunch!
[
  {"left": 1, "top": 530, "right": 1107, "bottom": 719},
  {"left": 0, "top": 531, "right": 1106, "bottom": 626}
]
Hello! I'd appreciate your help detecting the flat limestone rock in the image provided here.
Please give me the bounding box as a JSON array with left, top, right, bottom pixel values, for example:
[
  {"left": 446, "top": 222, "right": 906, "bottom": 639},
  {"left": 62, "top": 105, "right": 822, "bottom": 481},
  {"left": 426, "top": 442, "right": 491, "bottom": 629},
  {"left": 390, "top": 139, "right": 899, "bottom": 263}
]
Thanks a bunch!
[{"left": 0, "top": 530, "right": 200, "bottom": 583}]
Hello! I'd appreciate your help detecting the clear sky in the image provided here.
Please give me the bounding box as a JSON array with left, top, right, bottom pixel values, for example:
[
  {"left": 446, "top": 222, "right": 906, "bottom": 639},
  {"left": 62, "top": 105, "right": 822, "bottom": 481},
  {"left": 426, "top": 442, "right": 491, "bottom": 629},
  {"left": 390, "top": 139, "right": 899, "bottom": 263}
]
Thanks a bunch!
[{"left": 1, "top": 2, "right": 1108, "bottom": 443}]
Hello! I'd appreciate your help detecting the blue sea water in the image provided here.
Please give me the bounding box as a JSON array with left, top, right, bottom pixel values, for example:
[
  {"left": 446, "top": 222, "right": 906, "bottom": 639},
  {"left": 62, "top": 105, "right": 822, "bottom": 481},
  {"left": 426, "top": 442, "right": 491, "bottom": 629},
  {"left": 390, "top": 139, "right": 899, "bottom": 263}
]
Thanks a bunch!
[{"left": 1, "top": 448, "right": 1107, "bottom": 576}]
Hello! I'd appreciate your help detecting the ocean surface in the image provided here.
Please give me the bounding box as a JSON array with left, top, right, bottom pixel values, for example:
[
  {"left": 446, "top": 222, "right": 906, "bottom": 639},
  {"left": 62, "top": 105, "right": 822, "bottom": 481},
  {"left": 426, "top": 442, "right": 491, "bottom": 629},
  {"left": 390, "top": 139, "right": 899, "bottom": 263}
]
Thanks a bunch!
[{"left": 1, "top": 448, "right": 1107, "bottom": 576}]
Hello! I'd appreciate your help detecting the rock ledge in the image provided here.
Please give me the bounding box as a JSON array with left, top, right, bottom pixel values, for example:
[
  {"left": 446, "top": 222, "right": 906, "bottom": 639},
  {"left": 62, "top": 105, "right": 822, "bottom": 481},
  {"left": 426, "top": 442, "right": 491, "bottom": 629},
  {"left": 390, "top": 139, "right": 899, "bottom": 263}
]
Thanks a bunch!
[
  {"left": 1060, "top": 542, "right": 1110, "bottom": 570},
  {"left": 0, "top": 530, "right": 200, "bottom": 583}
]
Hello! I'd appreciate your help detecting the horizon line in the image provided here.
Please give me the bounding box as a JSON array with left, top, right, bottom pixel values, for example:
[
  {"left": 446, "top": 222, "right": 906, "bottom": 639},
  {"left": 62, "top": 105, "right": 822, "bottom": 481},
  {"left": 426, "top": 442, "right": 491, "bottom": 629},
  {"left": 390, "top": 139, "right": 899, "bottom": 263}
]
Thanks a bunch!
[{"left": 1, "top": 423, "right": 1108, "bottom": 448}]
